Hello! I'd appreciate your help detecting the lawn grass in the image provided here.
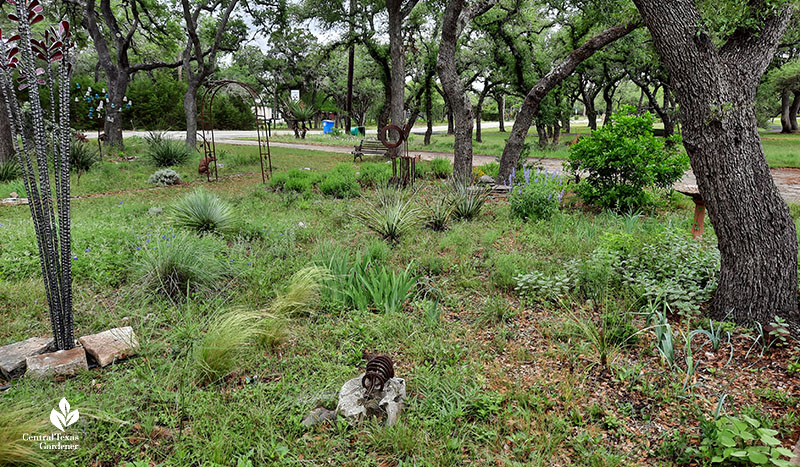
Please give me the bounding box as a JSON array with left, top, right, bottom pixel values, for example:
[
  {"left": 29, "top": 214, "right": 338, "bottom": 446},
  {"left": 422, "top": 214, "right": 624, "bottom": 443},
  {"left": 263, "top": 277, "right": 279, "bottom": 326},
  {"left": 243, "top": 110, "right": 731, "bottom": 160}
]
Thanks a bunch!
[
  {"left": 0, "top": 145, "right": 799, "bottom": 465},
  {"left": 264, "top": 124, "right": 800, "bottom": 169}
]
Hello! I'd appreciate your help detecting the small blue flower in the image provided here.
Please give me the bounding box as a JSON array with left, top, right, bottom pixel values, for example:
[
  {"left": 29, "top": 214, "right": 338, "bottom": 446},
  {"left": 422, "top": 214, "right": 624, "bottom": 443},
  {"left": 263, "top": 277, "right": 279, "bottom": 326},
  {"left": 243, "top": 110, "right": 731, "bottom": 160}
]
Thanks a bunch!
[
  {"left": 72, "top": 256, "right": 77, "bottom": 260},
  {"left": 84, "top": 248, "right": 90, "bottom": 252}
]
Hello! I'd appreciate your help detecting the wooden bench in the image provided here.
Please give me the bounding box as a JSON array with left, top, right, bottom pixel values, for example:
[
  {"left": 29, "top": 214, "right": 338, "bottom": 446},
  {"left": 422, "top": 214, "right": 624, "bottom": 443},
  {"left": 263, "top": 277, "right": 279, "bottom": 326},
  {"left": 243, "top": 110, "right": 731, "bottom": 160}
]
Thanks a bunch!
[{"left": 353, "top": 139, "right": 388, "bottom": 162}]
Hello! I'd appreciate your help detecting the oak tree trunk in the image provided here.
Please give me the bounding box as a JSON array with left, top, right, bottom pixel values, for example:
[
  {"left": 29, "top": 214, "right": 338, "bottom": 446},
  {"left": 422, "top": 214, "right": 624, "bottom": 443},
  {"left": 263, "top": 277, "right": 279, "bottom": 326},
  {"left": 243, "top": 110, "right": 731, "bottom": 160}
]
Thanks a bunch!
[
  {"left": 438, "top": 0, "right": 475, "bottom": 182},
  {"left": 103, "top": 75, "right": 128, "bottom": 149},
  {"left": 498, "top": 94, "right": 505, "bottom": 132},
  {"left": 184, "top": 78, "right": 200, "bottom": 150},
  {"left": 634, "top": 0, "right": 799, "bottom": 329},
  {"left": 781, "top": 90, "right": 793, "bottom": 133},
  {"left": 496, "top": 22, "right": 639, "bottom": 184}
]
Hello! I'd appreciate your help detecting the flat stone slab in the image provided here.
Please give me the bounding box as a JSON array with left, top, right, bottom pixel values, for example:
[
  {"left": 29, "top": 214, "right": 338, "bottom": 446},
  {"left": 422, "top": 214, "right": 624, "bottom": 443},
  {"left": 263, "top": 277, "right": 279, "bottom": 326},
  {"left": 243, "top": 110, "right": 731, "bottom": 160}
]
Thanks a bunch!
[
  {"left": 26, "top": 347, "right": 88, "bottom": 379},
  {"left": 78, "top": 326, "right": 138, "bottom": 367},
  {"left": 1, "top": 197, "right": 28, "bottom": 206},
  {"left": 0, "top": 337, "right": 54, "bottom": 379}
]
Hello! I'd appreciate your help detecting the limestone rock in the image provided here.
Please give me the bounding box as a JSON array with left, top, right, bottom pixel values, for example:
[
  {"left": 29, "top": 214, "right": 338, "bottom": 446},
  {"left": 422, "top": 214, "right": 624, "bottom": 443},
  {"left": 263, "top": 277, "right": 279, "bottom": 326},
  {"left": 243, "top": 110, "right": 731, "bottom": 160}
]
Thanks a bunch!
[
  {"left": 0, "top": 337, "right": 53, "bottom": 379},
  {"left": 26, "top": 347, "right": 88, "bottom": 379},
  {"left": 301, "top": 407, "right": 337, "bottom": 427},
  {"left": 336, "top": 374, "right": 406, "bottom": 426},
  {"left": 78, "top": 326, "right": 138, "bottom": 367},
  {"left": 479, "top": 175, "right": 495, "bottom": 185}
]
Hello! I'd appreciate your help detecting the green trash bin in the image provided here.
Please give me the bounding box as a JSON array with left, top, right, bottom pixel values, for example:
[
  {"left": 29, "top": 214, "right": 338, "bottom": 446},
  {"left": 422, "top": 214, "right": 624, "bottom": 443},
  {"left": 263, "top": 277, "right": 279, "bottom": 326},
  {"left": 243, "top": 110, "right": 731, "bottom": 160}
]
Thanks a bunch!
[
  {"left": 358, "top": 126, "right": 366, "bottom": 136},
  {"left": 350, "top": 127, "right": 359, "bottom": 136}
]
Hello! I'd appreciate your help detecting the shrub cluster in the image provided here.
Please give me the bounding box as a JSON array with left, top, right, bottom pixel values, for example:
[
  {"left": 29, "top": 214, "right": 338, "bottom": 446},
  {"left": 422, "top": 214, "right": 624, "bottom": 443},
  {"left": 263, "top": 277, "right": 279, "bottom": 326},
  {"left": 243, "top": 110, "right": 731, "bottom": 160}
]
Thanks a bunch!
[
  {"left": 270, "top": 164, "right": 360, "bottom": 198},
  {"left": 567, "top": 106, "right": 689, "bottom": 211},
  {"left": 508, "top": 167, "right": 567, "bottom": 221},
  {"left": 515, "top": 229, "right": 720, "bottom": 316},
  {"left": 148, "top": 168, "right": 182, "bottom": 186}
]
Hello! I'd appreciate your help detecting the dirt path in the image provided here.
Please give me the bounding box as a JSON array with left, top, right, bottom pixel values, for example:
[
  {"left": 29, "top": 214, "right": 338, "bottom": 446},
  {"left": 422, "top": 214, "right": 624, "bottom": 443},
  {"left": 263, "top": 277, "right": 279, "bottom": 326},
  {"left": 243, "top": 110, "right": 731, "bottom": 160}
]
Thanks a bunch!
[{"left": 216, "top": 138, "right": 800, "bottom": 203}]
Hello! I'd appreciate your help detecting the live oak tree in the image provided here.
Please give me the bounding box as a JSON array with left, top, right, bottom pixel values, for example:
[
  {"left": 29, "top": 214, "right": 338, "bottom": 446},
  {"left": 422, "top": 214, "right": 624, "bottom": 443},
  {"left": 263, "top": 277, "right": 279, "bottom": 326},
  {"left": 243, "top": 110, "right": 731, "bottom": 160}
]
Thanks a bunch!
[
  {"left": 65, "top": 0, "right": 183, "bottom": 148},
  {"left": 180, "top": 0, "right": 245, "bottom": 149},
  {"left": 495, "top": 20, "right": 640, "bottom": 184},
  {"left": 633, "top": 0, "right": 799, "bottom": 329},
  {"left": 437, "top": 0, "right": 497, "bottom": 182}
]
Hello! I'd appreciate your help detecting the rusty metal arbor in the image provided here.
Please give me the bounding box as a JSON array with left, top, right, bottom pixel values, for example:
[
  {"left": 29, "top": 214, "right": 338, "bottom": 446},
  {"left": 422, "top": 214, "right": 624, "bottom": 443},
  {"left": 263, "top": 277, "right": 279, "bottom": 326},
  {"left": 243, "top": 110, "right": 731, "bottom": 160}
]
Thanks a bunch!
[{"left": 199, "top": 80, "right": 273, "bottom": 182}]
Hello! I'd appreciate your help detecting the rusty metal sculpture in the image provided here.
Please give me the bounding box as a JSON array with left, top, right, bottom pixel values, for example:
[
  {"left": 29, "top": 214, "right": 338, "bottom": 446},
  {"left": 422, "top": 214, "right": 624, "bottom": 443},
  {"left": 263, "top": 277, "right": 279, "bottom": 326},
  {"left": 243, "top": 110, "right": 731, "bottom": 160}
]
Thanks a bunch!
[
  {"left": 362, "top": 355, "right": 395, "bottom": 394},
  {"left": 199, "top": 80, "right": 272, "bottom": 183},
  {"left": 378, "top": 123, "right": 416, "bottom": 188}
]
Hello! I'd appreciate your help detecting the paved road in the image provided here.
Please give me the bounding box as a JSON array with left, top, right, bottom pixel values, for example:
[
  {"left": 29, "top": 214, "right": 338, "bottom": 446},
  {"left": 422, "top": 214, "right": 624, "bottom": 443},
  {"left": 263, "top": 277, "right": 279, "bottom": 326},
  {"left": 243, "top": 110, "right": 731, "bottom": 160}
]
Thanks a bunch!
[{"left": 101, "top": 130, "right": 800, "bottom": 203}]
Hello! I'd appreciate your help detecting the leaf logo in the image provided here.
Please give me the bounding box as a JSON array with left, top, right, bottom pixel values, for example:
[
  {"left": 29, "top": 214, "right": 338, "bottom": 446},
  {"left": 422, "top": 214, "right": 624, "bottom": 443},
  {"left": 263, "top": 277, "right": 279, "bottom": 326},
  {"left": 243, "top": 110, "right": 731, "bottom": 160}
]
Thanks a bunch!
[{"left": 49, "top": 398, "right": 79, "bottom": 432}]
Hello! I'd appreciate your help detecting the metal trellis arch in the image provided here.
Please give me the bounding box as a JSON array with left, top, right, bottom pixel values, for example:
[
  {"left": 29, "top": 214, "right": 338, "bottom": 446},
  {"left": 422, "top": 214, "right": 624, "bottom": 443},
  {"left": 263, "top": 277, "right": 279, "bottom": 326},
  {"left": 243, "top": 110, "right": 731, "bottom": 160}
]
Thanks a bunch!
[{"left": 199, "top": 80, "right": 273, "bottom": 183}]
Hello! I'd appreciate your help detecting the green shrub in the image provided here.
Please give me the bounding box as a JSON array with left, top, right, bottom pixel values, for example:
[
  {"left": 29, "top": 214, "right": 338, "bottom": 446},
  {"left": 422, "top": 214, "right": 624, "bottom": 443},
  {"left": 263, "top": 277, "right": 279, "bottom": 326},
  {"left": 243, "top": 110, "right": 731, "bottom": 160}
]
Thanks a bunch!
[
  {"left": 147, "top": 168, "right": 182, "bottom": 186},
  {"left": 567, "top": 106, "right": 689, "bottom": 211},
  {"left": 429, "top": 158, "right": 453, "bottom": 178},
  {"left": 478, "top": 162, "right": 500, "bottom": 179},
  {"left": 515, "top": 229, "right": 720, "bottom": 315},
  {"left": 450, "top": 180, "right": 490, "bottom": 221},
  {"left": 357, "top": 185, "right": 420, "bottom": 242},
  {"left": 133, "top": 231, "right": 228, "bottom": 300},
  {"left": 319, "top": 164, "right": 360, "bottom": 198},
  {"left": 510, "top": 182, "right": 561, "bottom": 221},
  {"left": 0, "top": 160, "right": 20, "bottom": 182},
  {"left": 145, "top": 131, "right": 192, "bottom": 167},
  {"left": 358, "top": 162, "right": 392, "bottom": 187},
  {"left": 170, "top": 189, "right": 235, "bottom": 235}
]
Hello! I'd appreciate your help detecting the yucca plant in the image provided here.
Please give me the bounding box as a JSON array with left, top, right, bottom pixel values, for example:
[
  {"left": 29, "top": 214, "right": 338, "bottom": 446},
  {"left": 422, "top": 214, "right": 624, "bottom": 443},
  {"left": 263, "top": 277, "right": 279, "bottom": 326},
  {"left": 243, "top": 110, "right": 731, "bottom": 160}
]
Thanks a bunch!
[
  {"left": 284, "top": 100, "right": 317, "bottom": 139},
  {"left": 145, "top": 131, "right": 191, "bottom": 167},
  {"left": 0, "top": 7, "right": 75, "bottom": 350},
  {"left": 0, "top": 160, "right": 20, "bottom": 182},
  {"left": 70, "top": 141, "right": 99, "bottom": 183},
  {"left": 450, "top": 179, "right": 491, "bottom": 221},
  {"left": 170, "top": 189, "right": 235, "bottom": 235},
  {"left": 357, "top": 185, "right": 420, "bottom": 243},
  {"left": 134, "top": 231, "right": 227, "bottom": 300},
  {"left": 425, "top": 190, "right": 453, "bottom": 231}
]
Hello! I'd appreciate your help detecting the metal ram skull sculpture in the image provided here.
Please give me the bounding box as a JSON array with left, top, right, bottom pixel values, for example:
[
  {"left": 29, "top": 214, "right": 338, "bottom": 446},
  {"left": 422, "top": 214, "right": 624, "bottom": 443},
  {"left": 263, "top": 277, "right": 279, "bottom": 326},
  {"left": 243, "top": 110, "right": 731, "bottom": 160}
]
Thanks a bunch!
[{"left": 0, "top": 0, "right": 75, "bottom": 350}]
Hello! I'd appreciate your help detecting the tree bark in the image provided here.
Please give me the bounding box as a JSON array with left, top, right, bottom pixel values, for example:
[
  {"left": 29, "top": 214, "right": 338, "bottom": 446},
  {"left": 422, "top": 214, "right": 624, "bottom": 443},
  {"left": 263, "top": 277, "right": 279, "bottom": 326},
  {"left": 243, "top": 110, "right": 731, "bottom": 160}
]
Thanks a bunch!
[
  {"left": 780, "top": 90, "right": 793, "bottom": 133},
  {"left": 496, "top": 21, "right": 640, "bottom": 184},
  {"left": 790, "top": 91, "right": 800, "bottom": 132},
  {"left": 184, "top": 78, "right": 200, "bottom": 149},
  {"left": 103, "top": 75, "right": 128, "bottom": 148},
  {"left": 634, "top": 0, "right": 799, "bottom": 329},
  {"left": 424, "top": 85, "right": 433, "bottom": 145},
  {"left": 497, "top": 93, "right": 505, "bottom": 132},
  {"left": 438, "top": 0, "right": 475, "bottom": 182}
]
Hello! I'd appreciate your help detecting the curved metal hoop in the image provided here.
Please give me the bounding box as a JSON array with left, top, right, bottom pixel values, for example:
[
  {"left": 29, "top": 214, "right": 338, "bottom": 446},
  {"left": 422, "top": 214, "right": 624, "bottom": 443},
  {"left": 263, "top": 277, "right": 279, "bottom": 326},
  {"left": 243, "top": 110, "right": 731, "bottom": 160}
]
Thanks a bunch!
[{"left": 199, "top": 80, "right": 273, "bottom": 183}]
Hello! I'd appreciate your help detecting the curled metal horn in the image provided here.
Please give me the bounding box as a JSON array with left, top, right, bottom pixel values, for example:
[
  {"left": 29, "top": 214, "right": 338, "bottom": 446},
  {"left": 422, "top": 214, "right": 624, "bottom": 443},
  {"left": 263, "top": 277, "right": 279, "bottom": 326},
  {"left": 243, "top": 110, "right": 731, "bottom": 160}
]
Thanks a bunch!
[{"left": 362, "top": 355, "right": 394, "bottom": 393}]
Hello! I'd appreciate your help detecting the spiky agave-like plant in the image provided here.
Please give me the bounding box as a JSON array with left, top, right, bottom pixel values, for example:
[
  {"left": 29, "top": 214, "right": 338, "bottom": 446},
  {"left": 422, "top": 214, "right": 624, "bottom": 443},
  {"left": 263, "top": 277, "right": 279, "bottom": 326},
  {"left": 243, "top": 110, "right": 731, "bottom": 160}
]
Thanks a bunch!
[{"left": 0, "top": 1, "right": 75, "bottom": 350}]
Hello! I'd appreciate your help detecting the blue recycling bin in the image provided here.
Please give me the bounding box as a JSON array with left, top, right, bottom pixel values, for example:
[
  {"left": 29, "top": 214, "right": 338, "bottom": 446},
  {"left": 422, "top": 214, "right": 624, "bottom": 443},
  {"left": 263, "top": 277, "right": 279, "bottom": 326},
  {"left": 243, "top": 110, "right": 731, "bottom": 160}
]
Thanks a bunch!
[{"left": 322, "top": 120, "right": 334, "bottom": 134}]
